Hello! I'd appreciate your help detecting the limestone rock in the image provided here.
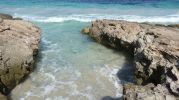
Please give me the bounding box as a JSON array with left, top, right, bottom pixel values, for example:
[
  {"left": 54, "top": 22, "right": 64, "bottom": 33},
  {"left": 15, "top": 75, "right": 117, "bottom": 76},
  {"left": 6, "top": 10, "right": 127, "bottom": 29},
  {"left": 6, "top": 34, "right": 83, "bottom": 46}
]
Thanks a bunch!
[
  {"left": 87, "top": 19, "right": 179, "bottom": 99},
  {"left": 0, "top": 14, "right": 41, "bottom": 96},
  {"left": 89, "top": 20, "right": 141, "bottom": 51},
  {"left": 123, "top": 83, "right": 176, "bottom": 100}
]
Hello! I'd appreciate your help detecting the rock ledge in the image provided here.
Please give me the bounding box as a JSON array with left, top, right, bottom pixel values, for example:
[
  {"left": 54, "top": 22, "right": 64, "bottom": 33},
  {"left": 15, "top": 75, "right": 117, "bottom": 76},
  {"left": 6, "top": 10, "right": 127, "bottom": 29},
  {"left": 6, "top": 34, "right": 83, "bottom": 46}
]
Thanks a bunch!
[{"left": 84, "top": 20, "right": 179, "bottom": 100}]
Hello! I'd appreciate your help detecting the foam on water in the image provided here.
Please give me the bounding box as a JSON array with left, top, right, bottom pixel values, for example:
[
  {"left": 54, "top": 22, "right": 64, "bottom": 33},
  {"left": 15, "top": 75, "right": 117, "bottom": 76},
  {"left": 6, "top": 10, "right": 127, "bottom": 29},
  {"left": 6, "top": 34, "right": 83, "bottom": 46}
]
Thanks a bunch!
[
  {"left": 14, "top": 13, "right": 179, "bottom": 23},
  {"left": 11, "top": 34, "right": 133, "bottom": 100},
  {"left": 99, "top": 65, "right": 123, "bottom": 97}
]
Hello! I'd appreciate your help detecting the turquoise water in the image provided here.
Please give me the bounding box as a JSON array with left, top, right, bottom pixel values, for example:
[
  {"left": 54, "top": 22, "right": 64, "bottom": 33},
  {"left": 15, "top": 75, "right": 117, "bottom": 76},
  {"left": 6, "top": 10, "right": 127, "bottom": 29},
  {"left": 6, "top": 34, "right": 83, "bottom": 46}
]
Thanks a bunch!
[
  {"left": 10, "top": 21, "right": 133, "bottom": 100},
  {"left": 0, "top": 0, "right": 179, "bottom": 100}
]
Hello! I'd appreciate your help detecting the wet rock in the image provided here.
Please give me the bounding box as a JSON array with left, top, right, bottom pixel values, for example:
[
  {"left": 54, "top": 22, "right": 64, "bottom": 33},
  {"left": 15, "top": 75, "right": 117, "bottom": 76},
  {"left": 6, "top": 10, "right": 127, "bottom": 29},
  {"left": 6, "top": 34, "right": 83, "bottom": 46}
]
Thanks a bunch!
[
  {"left": 82, "top": 27, "right": 90, "bottom": 34},
  {"left": 0, "top": 18, "right": 3, "bottom": 23},
  {"left": 168, "top": 24, "right": 179, "bottom": 28},
  {"left": 0, "top": 14, "right": 41, "bottom": 97},
  {"left": 0, "top": 93, "right": 7, "bottom": 100},
  {"left": 87, "top": 19, "right": 179, "bottom": 99},
  {"left": 0, "top": 13, "right": 13, "bottom": 20},
  {"left": 13, "top": 17, "right": 23, "bottom": 20}
]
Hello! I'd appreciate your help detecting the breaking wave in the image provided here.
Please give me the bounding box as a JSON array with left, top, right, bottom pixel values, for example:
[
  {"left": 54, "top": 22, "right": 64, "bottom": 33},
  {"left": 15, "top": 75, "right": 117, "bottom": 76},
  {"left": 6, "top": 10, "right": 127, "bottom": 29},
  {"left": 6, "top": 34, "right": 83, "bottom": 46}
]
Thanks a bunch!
[{"left": 14, "top": 13, "right": 179, "bottom": 23}]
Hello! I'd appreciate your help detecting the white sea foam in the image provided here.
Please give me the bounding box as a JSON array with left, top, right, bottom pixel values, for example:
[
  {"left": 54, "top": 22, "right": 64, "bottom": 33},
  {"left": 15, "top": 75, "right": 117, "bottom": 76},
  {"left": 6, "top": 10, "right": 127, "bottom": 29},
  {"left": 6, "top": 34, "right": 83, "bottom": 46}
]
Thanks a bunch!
[
  {"left": 44, "top": 85, "right": 55, "bottom": 94},
  {"left": 14, "top": 13, "right": 179, "bottom": 23},
  {"left": 99, "top": 65, "right": 123, "bottom": 98}
]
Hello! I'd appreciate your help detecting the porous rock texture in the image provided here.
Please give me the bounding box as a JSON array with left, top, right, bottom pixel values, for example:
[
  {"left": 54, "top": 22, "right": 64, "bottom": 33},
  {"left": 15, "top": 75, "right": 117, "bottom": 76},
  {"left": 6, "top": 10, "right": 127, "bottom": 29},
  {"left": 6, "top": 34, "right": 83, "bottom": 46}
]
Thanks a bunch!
[
  {"left": 0, "top": 14, "right": 41, "bottom": 99},
  {"left": 84, "top": 20, "right": 179, "bottom": 100},
  {"left": 123, "top": 83, "right": 176, "bottom": 100}
]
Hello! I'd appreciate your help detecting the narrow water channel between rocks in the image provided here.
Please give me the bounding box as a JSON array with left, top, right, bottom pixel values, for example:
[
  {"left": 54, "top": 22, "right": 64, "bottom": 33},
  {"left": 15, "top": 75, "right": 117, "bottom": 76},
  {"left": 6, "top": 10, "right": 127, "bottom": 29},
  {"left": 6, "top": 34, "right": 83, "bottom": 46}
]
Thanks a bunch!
[
  {"left": 0, "top": 0, "right": 179, "bottom": 100},
  {"left": 10, "top": 21, "right": 134, "bottom": 100}
]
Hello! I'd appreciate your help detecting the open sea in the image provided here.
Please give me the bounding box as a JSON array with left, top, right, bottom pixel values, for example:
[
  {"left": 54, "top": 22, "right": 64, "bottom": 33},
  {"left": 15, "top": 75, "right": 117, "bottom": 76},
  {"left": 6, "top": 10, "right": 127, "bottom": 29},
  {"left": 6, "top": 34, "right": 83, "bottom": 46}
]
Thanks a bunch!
[{"left": 0, "top": 0, "right": 179, "bottom": 100}]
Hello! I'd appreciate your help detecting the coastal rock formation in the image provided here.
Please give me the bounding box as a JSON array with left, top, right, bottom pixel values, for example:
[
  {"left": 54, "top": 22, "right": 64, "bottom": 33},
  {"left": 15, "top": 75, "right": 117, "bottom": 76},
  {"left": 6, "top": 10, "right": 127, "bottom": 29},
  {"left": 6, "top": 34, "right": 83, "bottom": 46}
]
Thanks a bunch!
[
  {"left": 123, "top": 83, "right": 176, "bottom": 100},
  {"left": 84, "top": 20, "right": 179, "bottom": 99},
  {"left": 0, "top": 14, "right": 13, "bottom": 20},
  {"left": 0, "top": 13, "right": 22, "bottom": 20},
  {"left": 0, "top": 14, "right": 41, "bottom": 99}
]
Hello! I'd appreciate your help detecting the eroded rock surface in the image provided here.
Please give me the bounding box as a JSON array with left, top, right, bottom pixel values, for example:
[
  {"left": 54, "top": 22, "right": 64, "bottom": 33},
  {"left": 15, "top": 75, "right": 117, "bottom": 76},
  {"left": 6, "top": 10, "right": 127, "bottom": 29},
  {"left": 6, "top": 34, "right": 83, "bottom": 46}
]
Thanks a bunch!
[
  {"left": 85, "top": 20, "right": 179, "bottom": 99},
  {"left": 0, "top": 14, "right": 41, "bottom": 99},
  {"left": 123, "top": 83, "right": 176, "bottom": 100}
]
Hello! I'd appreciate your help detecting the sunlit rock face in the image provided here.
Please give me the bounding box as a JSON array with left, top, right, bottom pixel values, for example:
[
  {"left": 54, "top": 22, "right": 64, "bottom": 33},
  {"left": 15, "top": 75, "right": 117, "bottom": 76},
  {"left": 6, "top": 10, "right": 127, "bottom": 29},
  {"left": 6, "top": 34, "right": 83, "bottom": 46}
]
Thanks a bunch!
[{"left": 0, "top": 14, "right": 41, "bottom": 99}]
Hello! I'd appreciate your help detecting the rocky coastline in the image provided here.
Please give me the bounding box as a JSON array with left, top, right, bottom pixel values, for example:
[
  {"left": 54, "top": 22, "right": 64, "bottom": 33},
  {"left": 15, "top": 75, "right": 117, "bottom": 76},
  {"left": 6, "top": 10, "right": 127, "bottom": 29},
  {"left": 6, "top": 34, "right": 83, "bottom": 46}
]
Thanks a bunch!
[
  {"left": 83, "top": 20, "right": 179, "bottom": 100},
  {"left": 1, "top": 13, "right": 178, "bottom": 100},
  {"left": 0, "top": 13, "right": 41, "bottom": 99}
]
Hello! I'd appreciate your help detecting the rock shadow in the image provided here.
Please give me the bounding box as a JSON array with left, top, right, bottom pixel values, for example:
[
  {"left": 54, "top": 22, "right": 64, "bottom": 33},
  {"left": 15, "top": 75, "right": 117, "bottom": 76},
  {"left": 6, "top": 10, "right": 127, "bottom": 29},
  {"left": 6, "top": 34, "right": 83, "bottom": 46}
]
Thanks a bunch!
[
  {"left": 101, "top": 96, "right": 122, "bottom": 100},
  {"left": 116, "top": 51, "right": 134, "bottom": 84},
  {"left": 101, "top": 49, "right": 135, "bottom": 100}
]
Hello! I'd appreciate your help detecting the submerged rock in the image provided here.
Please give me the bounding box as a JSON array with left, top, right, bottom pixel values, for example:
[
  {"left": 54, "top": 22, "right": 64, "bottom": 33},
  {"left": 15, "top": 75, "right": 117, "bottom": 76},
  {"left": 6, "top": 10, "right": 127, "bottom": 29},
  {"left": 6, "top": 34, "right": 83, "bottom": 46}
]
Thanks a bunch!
[
  {"left": 82, "top": 27, "right": 90, "bottom": 34},
  {"left": 0, "top": 14, "right": 41, "bottom": 98},
  {"left": 0, "top": 13, "right": 23, "bottom": 21},
  {"left": 168, "top": 24, "right": 179, "bottom": 29},
  {"left": 0, "top": 18, "right": 3, "bottom": 23},
  {"left": 87, "top": 19, "right": 179, "bottom": 99},
  {"left": 0, "top": 13, "right": 13, "bottom": 20},
  {"left": 13, "top": 17, "right": 23, "bottom": 20}
]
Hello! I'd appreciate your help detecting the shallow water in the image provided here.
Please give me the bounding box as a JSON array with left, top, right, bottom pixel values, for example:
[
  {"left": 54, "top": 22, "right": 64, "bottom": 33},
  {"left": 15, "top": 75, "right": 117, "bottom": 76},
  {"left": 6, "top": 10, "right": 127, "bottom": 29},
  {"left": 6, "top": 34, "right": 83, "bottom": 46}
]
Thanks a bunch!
[
  {"left": 0, "top": 0, "right": 179, "bottom": 100},
  {"left": 10, "top": 21, "right": 134, "bottom": 100}
]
